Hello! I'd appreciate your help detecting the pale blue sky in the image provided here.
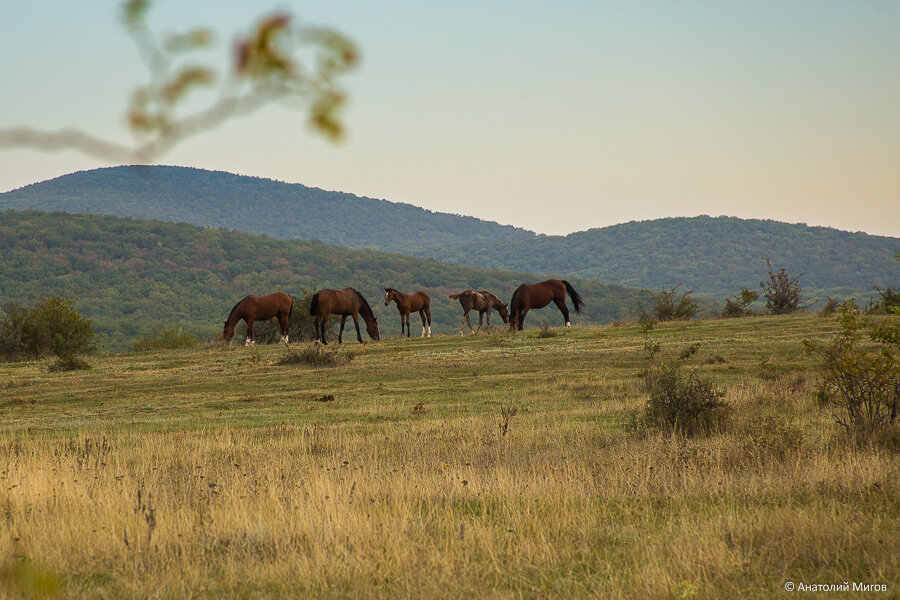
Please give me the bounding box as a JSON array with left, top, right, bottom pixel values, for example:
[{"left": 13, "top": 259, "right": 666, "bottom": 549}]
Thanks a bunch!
[{"left": 1, "top": 1, "right": 898, "bottom": 236}]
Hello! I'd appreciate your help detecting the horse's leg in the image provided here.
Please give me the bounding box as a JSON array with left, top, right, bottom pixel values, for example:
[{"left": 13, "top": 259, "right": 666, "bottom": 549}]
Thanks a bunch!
[
  {"left": 352, "top": 313, "right": 363, "bottom": 343},
  {"left": 338, "top": 315, "right": 347, "bottom": 344},
  {"left": 476, "top": 310, "right": 484, "bottom": 334},
  {"left": 518, "top": 308, "right": 528, "bottom": 331},
  {"left": 405, "top": 312, "right": 411, "bottom": 338},
  {"left": 280, "top": 311, "right": 290, "bottom": 343},
  {"left": 419, "top": 309, "right": 427, "bottom": 337},
  {"left": 399, "top": 312, "right": 405, "bottom": 337},
  {"left": 320, "top": 315, "right": 329, "bottom": 345},
  {"left": 245, "top": 319, "right": 255, "bottom": 346},
  {"left": 465, "top": 311, "right": 474, "bottom": 335},
  {"left": 426, "top": 306, "right": 432, "bottom": 337},
  {"left": 486, "top": 309, "right": 492, "bottom": 331},
  {"left": 553, "top": 297, "right": 571, "bottom": 327},
  {"left": 459, "top": 311, "right": 466, "bottom": 336}
]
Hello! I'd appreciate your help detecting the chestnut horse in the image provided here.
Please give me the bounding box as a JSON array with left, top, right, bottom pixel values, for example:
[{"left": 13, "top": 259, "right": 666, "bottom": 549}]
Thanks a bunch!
[
  {"left": 448, "top": 289, "right": 509, "bottom": 335},
  {"left": 223, "top": 292, "right": 293, "bottom": 346},
  {"left": 384, "top": 288, "right": 432, "bottom": 337},
  {"left": 508, "top": 279, "right": 585, "bottom": 331},
  {"left": 309, "top": 288, "right": 380, "bottom": 344}
]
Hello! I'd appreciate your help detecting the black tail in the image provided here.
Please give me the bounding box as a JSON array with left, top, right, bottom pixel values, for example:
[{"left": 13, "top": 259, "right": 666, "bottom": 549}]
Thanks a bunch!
[
  {"left": 562, "top": 280, "right": 585, "bottom": 314},
  {"left": 309, "top": 292, "right": 319, "bottom": 316}
]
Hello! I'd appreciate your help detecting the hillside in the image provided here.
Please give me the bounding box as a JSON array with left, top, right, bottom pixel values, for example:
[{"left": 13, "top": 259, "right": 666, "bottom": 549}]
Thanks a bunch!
[
  {"left": 3, "top": 168, "right": 896, "bottom": 300},
  {"left": 0, "top": 166, "right": 535, "bottom": 251},
  {"left": 411, "top": 216, "right": 900, "bottom": 300},
  {"left": 0, "top": 210, "right": 649, "bottom": 348}
]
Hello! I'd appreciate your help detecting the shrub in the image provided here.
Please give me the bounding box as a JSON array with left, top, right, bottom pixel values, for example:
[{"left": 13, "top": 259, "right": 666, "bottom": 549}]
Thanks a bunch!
[
  {"left": 639, "top": 336, "right": 729, "bottom": 435},
  {"left": 759, "top": 258, "right": 807, "bottom": 315},
  {"left": 47, "top": 355, "right": 92, "bottom": 372},
  {"left": 867, "top": 286, "right": 900, "bottom": 316},
  {"left": 640, "top": 285, "right": 699, "bottom": 322},
  {"left": 276, "top": 344, "right": 352, "bottom": 368},
  {"left": 133, "top": 327, "right": 200, "bottom": 351},
  {"left": 722, "top": 289, "right": 758, "bottom": 318},
  {"left": 537, "top": 322, "right": 557, "bottom": 338},
  {"left": 643, "top": 361, "right": 730, "bottom": 436},
  {"left": 802, "top": 300, "right": 900, "bottom": 441},
  {"left": 0, "top": 296, "right": 94, "bottom": 362},
  {"left": 819, "top": 296, "right": 841, "bottom": 318}
]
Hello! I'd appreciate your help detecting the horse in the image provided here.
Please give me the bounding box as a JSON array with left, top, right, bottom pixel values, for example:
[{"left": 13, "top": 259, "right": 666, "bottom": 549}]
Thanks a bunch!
[
  {"left": 223, "top": 292, "right": 293, "bottom": 346},
  {"left": 309, "top": 288, "right": 380, "bottom": 344},
  {"left": 508, "top": 279, "right": 585, "bottom": 331},
  {"left": 448, "top": 289, "right": 509, "bottom": 335},
  {"left": 384, "top": 288, "right": 432, "bottom": 337}
]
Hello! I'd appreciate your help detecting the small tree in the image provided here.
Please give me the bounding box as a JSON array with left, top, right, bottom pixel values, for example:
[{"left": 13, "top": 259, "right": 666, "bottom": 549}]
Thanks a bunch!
[
  {"left": 722, "top": 289, "right": 758, "bottom": 318},
  {"left": 802, "top": 300, "right": 900, "bottom": 440},
  {"left": 0, "top": 296, "right": 95, "bottom": 366},
  {"left": 640, "top": 340, "right": 729, "bottom": 436},
  {"left": 759, "top": 258, "right": 806, "bottom": 315},
  {"left": 640, "top": 285, "right": 699, "bottom": 322},
  {"left": 871, "top": 286, "right": 900, "bottom": 315}
]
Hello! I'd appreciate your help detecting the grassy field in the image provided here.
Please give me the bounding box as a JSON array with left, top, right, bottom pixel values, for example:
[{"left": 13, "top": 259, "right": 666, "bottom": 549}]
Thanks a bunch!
[{"left": 1, "top": 315, "right": 898, "bottom": 598}]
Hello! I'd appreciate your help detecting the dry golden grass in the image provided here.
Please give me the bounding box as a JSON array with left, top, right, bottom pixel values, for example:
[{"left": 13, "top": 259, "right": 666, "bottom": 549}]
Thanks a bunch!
[{"left": 1, "top": 316, "right": 898, "bottom": 598}]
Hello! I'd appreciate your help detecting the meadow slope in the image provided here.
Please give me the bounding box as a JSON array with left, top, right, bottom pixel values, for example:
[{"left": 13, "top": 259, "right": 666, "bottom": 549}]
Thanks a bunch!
[{"left": 1, "top": 315, "right": 898, "bottom": 598}]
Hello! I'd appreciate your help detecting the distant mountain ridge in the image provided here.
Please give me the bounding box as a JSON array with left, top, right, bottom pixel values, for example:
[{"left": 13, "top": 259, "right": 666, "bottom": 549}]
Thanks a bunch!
[
  {"left": 0, "top": 165, "right": 535, "bottom": 250},
  {"left": 2, "top": 166, "right": 897, "bottom": 299},
  {"left": 413, "top": 216, "right": 900, "bottom": 299}
]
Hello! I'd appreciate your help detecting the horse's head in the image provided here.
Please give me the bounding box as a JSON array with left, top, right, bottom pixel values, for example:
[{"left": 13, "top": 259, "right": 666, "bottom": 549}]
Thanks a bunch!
[
  {"left": 366, "top": 317, "right": 381, "bottom": 341},
  {"left": 497, "top": 302, "right": 510, "bottom": 324},
  {"left": 383, "top": 287, "right": 393, "bottom": 306},
  {"left": 222, "top": 320, "right": 235, "bottom": 342}
]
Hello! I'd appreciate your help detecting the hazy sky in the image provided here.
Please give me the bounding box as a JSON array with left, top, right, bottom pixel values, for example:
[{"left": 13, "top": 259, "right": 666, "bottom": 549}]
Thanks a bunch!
[{"left": 1, "top": 1, "right": 898, "bottom": 237}]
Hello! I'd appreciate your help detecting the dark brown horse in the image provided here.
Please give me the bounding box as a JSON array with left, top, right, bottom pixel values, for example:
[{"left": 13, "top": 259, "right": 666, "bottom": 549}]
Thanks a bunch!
[
  {"left": 309, "top": 288, "right": 380, "bottom": 344},
  {"left": 223, "top": 292, "right": 293, "bottom": 345},
  {"left": 384, "top": 288, "right": 432, "bottom": 337},
  {"left": 448, "top": 289, "right": 509, "bottom": 335},
  {"left": 508, "top": 279, "right": 585, "bottom": 331}
]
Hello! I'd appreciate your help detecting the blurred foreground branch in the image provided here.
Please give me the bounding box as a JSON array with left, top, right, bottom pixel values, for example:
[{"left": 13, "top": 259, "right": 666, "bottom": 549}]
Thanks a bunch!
[{"left": 0, "top": 1, "right": 357, "bottom": 162}]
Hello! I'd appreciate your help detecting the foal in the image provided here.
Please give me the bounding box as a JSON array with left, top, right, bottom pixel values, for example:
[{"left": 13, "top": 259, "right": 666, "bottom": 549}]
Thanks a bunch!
[
  {"left": 448, "top": 289, "right": 509, "bottom": 335},
  {"left": 384, "top": 288, "right": 432, "bottom": 337}
]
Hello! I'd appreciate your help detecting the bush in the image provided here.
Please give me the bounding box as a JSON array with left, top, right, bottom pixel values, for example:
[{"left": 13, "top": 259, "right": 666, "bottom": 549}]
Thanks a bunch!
[
  {"left": 639, "top": 334, "right": 729, "bottom": 435},
  {"left": 0, "top": 296, "right": 94, "bottom": 362},
  {"left": 803, "top": 300, "right": 900, "bottom": 441},
  {"left": 819, "top": 296, "right": 841, "bottom": 317},
  {"left": 537, "top": 322, "right": 557, "bottom": 338},
  {"left": 276, "top": 344, "right": 352, "bottom": 368},
  {"left": 133, "top": 327, "right": 200, "bottom": 351},
  {"left": 640, "top": 285, "right": 699, "bottom": 322},
  {"left": 867, "top": 286, "right": 900, "bottom": 315},
  {"left": 722, "top": 289, "right": 758, "bottom": 318},
  {"left": 759, "top": 258, "right": 807, "bottom": 315}
]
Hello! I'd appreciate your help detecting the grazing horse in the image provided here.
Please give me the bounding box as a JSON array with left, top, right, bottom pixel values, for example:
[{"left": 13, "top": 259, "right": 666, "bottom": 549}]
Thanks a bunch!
[
  {"left": 508, "top": 279, "right": 585, "bottom": 331},
  {"left": 448, "top": 289, "right": 509, "bottom": 335},
  {"left": 223, "top": 292, "right": 293, "bottom": 346},
  {"left": 309, "top": 288, "right": 380, "bottom": 345},
  {"left": 384, "top": 288, "right": 432, "bottom": 337}
]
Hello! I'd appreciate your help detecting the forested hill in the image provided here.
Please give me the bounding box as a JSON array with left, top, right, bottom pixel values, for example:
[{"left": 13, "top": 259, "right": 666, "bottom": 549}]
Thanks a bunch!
[
  {"left": 0, "top": 166, "right": 535, "bottom": 250},
  {"left": 0, "top": 210, "right": 648, "bottom": 349},
  {"left": 410, "top": 216, "right": 900, "bottom": 299}
]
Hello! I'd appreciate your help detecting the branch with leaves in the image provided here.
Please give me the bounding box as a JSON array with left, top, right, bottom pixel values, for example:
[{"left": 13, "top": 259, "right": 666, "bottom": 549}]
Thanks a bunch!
[{"left": 0, "top": 0, "right": 357, "bottom": 162}]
